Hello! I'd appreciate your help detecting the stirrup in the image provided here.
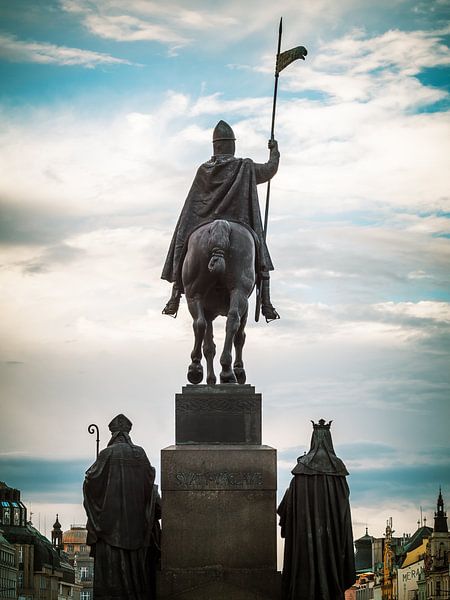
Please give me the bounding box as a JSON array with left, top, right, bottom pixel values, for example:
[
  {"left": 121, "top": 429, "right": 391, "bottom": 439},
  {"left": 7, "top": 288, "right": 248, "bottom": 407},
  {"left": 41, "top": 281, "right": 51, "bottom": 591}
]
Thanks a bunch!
[
  {"left": 261, "top": 303, "right": 280, "bottom": 323},
  {"left": 162, "top": 298, "right": 179, "bottom": 318}
]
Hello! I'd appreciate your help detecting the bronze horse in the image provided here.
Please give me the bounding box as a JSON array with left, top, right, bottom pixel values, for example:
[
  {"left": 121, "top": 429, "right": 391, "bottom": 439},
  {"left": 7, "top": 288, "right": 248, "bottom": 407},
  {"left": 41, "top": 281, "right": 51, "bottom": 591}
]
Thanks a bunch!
[{"left": 182, "top": 219, "right": 256, "bottom": 384}]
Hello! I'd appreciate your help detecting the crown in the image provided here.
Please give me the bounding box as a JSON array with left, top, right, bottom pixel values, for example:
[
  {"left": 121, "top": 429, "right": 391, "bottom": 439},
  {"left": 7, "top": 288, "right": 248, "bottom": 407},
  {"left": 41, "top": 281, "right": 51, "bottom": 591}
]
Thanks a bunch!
[{"left": 311, "top": 419, "right": 332, "bottom": 430}]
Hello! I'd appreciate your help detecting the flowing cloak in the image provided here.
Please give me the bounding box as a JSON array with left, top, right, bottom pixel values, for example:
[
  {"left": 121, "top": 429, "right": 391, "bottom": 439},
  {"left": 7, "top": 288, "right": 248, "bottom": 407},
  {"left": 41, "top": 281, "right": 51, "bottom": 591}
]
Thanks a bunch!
[
  {"left": 83, "top": 434, "right": 161, "bottom": 599},
  {"left": 277, "top": 426, "right": 356, "bottom": 600},
  {"left": 161, "top": 154, "right": 279, "bottom": 284}
]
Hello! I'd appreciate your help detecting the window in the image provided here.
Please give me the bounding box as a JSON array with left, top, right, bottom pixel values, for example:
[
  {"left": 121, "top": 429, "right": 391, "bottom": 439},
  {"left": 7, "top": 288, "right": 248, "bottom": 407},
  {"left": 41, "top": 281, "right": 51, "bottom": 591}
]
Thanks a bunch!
[
  {"left": 80, "top": 592, "right": 91, "bottom": 600},
  {"left": 3, "top": 506, "right": 10, "bottom": 524},
  {"left": 18, "top": 571, "right": 23, "bottom": 588},
  {"left": 19, "top": 503, "right": 26, "bottom": 526},
  {"left": 13, "top": 508, "right": 20, "bottom": 525},
  {"left": 18, "top": 546, "right": 23, "bottom": 563},
  {"left": 80, "top": 566, "right": 88, "bottom": 580}
]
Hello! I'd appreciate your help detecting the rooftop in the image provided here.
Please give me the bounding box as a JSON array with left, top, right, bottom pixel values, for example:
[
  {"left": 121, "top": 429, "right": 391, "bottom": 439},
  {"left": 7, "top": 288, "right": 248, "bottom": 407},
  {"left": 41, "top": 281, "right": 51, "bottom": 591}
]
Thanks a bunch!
[
  {"left": 401, "top": 539, "right": 427, "bottom": 568},
  {"left": 63, "top": 526, "right": 87, "bottom": 544}
]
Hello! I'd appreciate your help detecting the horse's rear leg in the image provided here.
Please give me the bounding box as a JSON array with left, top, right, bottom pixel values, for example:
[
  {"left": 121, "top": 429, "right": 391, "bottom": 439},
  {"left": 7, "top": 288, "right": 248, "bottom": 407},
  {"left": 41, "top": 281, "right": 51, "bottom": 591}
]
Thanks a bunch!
[
  {"left": 220, "top": 291, "right": 247, "bottom": 384},
  {"left": 186, "top": 297, "right": 205, "bottom": 384},
  {"left": 203, "top": 320, "right": 216, "bottom": 385},
  {"left": 233, "top": 309, "right": 247, "bottom": 384}
]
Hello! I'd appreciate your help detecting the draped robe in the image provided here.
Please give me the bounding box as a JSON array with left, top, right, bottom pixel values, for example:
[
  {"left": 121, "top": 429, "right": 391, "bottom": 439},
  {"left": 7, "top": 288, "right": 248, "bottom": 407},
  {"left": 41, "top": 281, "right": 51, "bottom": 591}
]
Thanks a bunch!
[
  {"left": 161, "top": 153, "right": 279, "bottom": 284},
  {"left": 83, "top": 433, "right": 161, "bottom": 599},
  {"left": 277, "top": 426, "right": 356, "bottom": 600}
]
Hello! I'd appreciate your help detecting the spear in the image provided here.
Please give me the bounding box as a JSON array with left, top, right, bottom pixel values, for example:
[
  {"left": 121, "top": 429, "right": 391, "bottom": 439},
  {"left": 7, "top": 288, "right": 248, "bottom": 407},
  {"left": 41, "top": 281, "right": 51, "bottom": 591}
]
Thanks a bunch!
[
  {"left": 256, "top": 19, "right": 307, "bottom": 321},
  {"left": 263, "top": 17, "right": 284, "bottom": 240},
  {"left": 264, "top": 19, "right": 308, "bottom": 238}
]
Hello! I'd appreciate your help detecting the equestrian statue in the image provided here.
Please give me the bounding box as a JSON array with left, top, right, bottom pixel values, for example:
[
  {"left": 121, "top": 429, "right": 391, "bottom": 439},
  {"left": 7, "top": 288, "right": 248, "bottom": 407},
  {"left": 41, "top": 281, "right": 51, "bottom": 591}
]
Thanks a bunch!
[{"left": 161, "top": 120, "right": 280, "bottom": 384}]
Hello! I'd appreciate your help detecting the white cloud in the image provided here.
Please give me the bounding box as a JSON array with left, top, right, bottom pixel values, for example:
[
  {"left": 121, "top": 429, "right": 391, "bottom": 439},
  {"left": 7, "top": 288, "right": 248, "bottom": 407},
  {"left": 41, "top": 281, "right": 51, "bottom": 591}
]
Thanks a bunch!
[
  {"left": 250, "top": 300, "right": 450, "bottom": 348},
  {"left": 58, "top": 0, "right": 362, "bottom": 50},
  {"left": 0, "top": 93, "right": 200, "bottom": 224},
  {"left": 374, "top": 301, "right": 450, "bottom": 323},
  {"left": 0, "top": 33, "right": 132, "bottom": 68},
  {"left": 59, "top": 0, "right": 238, "bottom": 47},
  {"left": 315, "top": 27, "right": 450, "bottom": 74},
  {"left": 279, "top": 27, "right": 450, "bottom": 114},
  {"left": 83, "top": 13, "right": 190, "bottom": 44},
  {"left": 190, "top": 93, "right": 269, "bottom": 117}
]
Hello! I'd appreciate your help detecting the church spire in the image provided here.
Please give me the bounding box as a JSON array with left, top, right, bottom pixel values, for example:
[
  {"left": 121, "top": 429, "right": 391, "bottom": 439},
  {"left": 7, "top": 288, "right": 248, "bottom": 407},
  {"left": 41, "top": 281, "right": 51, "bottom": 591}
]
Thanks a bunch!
[
  {"left": 51, "top": 514, "right": 63, "bottom": 549},
  {"left": 434, "top": 488, "right": 448, "bottom": 533}
]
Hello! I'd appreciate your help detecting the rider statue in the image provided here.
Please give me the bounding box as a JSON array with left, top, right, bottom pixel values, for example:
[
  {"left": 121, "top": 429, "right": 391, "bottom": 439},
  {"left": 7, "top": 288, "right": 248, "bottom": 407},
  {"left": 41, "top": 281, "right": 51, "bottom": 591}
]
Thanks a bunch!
[{"left": 162, "top": 120, "right": 280, "bottom": 322}]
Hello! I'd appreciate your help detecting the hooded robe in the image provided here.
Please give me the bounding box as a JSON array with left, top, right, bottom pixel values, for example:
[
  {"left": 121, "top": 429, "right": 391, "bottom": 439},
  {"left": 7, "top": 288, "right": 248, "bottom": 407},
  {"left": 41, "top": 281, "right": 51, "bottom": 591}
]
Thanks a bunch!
[
  {"left": 277, "top": 421, "right": 356, "bottom": 600},
  {"left": 83, "top": 430, "right": 161, "bottom": 600},
  {"left": 161, "top": 152, "right": 279, "bottom": 284}
]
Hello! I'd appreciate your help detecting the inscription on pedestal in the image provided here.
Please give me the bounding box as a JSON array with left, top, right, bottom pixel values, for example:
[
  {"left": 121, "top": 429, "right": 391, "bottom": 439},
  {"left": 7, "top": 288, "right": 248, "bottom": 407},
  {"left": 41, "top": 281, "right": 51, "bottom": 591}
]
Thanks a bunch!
[
  {"left": 162, "top": 445, "right": 276, "bottom": 491},
  {"left": 177, "top": 396, "right": 258, "bottom": 413},
  {"left": 175, "top": 470, "right": 263, "bottom": 489},
  {"left": 176, "top": 384, "right": 261, "bottom": 445}
]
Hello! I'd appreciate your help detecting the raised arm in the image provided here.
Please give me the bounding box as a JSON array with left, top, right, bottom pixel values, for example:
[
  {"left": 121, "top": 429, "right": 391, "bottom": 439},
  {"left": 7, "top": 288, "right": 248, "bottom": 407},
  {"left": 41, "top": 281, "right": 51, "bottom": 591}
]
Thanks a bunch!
[{"left": 254, "top": 139, "right": 280, "bottom": 184}]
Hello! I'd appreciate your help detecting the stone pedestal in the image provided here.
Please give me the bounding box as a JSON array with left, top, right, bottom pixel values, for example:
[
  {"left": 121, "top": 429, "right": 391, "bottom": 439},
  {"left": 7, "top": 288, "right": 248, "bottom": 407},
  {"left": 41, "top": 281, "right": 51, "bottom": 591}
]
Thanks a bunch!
[
  {"left": 175, "top": 384, "right": 261, "bottom": 445},
  {"left": 159, "top": 385, "right": 281, "bottom": 600}
]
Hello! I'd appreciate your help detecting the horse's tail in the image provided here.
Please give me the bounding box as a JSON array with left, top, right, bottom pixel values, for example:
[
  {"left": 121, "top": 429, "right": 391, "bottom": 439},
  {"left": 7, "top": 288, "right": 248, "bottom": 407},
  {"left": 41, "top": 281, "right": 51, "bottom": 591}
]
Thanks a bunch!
[{"left": 207, "top": 220, "right": 231, "bottom": 275}]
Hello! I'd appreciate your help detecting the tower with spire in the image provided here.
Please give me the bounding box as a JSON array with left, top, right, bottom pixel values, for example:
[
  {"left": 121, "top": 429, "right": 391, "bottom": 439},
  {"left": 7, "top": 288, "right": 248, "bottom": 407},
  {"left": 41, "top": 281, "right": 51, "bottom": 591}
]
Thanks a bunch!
[
  {"left": 434, "top": 488, "right": 448, "bottom": 534},
  {"left": 355, "top": 527, "right": 374, "bottom": 573},
  {"left": 51, "top": 514, "right": 63, "bottom": 550},
  {"left": 382, "top": 518, "right": 395, "bottom": 600},
  {"left": 425, "top": 489, "right": 450, "bottom": 599}
]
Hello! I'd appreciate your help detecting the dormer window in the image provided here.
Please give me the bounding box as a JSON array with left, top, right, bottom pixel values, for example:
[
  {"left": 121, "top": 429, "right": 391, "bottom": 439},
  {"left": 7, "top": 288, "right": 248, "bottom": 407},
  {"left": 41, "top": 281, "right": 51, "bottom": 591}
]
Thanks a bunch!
[{"left": 1, "top": 501, "right": 11, "bottom": 524}]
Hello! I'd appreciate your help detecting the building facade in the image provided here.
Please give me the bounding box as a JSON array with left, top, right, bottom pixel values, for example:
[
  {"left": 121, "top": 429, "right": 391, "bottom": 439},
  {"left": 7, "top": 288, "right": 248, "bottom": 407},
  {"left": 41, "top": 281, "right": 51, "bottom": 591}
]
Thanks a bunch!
[
  {"left": 425, "top": 489, "right": 449, "bottom": 600},
  {"left": 62, "top": 526, "right": 94, "bottom": 600},
  {"left": 352, "top": 491, "right": 449, "bottom": 600},
  {"left": 0, "top": 481, "right": 80, "bottom": 600},
  {"left": 396, "top": 541, "right": 426, "bottom": 600},
  {"left": 0, "top": 529, "right": 17, "bottom": 600}
]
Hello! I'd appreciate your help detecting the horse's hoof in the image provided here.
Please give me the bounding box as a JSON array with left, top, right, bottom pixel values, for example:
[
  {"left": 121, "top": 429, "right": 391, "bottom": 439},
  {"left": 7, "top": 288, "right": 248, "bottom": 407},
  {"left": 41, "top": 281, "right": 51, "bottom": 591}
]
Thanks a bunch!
[
  {"left": 206, "top": 374, "right": 217, "bottom": 385},
  {"left": 234, "top": 367, "right": 246, "bottom": 384},
  {"left": 220, "top": 370, "right": 237, "bottom": 384},
  {"left": 188, "top": 363, "right": 203, "bottom": 384}
]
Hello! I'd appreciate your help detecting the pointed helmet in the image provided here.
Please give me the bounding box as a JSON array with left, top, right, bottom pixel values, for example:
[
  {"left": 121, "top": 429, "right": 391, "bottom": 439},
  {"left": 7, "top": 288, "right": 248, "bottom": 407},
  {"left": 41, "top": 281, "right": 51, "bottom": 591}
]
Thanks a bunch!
[{"left": 212, "top": 120, "right": 236, "bottom": 142}]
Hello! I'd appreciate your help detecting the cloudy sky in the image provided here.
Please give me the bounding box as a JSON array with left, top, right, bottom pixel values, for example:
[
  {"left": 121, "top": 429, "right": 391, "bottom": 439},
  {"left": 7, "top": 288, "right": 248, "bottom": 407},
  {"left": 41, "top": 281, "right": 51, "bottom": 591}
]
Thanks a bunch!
[{"left": 1, "top": 0, "right": 449, "bottom": 549}]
